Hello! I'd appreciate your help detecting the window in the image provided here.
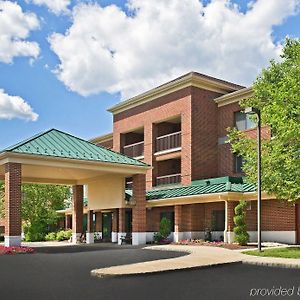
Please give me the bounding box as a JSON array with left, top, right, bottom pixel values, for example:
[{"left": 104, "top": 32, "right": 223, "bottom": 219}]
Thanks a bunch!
[
  {"left": 234, "top": 111, "right": 256, "bottom": 131},
  {"left": 160, "top": 212, "right": 174, "bottom": 229},
  {"left": 234, "top": 154, "right": 244, "bottom": 173},
  {"left": 211, "top": 210, "right": 225, "bottom": 231}
]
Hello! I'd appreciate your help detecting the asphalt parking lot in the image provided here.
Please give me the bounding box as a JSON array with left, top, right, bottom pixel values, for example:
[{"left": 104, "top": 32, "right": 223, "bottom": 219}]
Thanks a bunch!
[{"left": 1, "top": 244, "right": 300, "bottom": 300}]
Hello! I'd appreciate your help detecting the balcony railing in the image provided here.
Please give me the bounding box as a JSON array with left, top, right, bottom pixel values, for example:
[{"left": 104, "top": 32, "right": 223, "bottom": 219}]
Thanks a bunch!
[
  {"left": 123, "top": 141, "right": 144, "bottom": 158},
  {"left": 156, "top": 131, "right": 181, "bottom": 153},
  {"left": 156, "top": 173, "right": 181, "bottom": 186},
  {"left": 125, "top": 181, "right": 133, "bottom": 189}
]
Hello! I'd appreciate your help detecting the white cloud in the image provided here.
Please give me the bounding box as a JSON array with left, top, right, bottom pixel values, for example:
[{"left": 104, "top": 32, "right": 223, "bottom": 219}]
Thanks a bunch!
[
  {"left": 26, "top": 0, "right": 71, "bottom": 15},
  {"left": 0, "top": 1, "right": 40, "bottom": 64},
  {"left": 0, "top": 89, "right": 38, "bottom": 121},
  {"left": 49, "top": 0, "right": 300, "bottom": 99}
]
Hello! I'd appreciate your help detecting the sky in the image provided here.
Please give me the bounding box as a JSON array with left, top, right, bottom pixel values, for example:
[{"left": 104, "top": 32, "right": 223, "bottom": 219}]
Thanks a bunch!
[{"left": 0, "top": 0, "right": 299, "bottom": 149}]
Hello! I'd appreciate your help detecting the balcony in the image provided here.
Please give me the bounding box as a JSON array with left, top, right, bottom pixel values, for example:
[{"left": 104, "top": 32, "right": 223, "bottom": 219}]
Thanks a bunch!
[
  {"left": 156, "top": 173, "right": 181, "bottom": 186},
  {"left": 156, "top": 131, "right": 181, "bottom": 153},
  {"left": 123, "top": 141, "right": 144, "bottom": 159}
]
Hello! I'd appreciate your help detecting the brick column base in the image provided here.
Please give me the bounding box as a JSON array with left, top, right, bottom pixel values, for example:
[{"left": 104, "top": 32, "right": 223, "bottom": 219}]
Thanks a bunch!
[
  {"left": 86, "top": 210, "right": 94, "bottom": 244},
  {"left": 132, "top": 174, "right": 146, "bottom": 245},
  {"left": 174, "top": 205, "right": 183, "bottom": 242},
  {"left": 95, "top": 212, "right": 102, "bottom": 240},
  {"left": 5, "top": 163, "right": 22, "bottom": 247},
  {"left": 224, "top": 201, "right": 238, "bottom": 243},
  {"left": 112, "top": 209, "right": 118, "bottom": 243},
  {"left": 118, "top": 208, "right": 126, "bottom": 245}
]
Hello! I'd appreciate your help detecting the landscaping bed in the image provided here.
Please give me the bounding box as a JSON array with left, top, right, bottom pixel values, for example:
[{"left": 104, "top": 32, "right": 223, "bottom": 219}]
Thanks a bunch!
[
  {"left": 243, "top": 247, "right": 300, "bottom": 258},
  {"left": 0, "top": 246, "right": 35, "bottom": 255},
  {"left": 174, "top": 239, "right": 255, "bottom": 250}
]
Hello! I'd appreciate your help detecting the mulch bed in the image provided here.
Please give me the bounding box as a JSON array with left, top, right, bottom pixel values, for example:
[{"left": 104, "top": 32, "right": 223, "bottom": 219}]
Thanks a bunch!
[
  {"left": 173, "top": 240, "right": 256, "bottom": 250},
  {"left": 0, "top": 246, "right": 35, "bottom": 255}
]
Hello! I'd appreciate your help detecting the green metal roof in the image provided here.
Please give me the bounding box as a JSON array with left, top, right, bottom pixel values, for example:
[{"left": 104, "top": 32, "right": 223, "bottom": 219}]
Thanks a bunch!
[
  {"left": 144, "top": 177, "right": 256, "bottom": 201},
  {"left": 2, "top": 129, "right": 147, "bottom": 167}
]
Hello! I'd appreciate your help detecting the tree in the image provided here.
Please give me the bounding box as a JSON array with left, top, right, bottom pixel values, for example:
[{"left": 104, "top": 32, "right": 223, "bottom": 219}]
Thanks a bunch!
[
  {"left": 22, "top": 184, "right": 70, "bottom": 241},
  {"left": 233, "top": 201, "right": 249, "bottom": 245},
  {"left": 228, "top": 38, "right": 300, "bottom": 203},
  {"left": 0, "top": 182, "right": 70, "bottom": 241}
]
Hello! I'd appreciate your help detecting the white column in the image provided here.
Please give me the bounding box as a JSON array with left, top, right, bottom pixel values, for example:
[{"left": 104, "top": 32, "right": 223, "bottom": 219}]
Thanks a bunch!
[{"left": 132, "top": 232, "right": 146, "bottom": 245}]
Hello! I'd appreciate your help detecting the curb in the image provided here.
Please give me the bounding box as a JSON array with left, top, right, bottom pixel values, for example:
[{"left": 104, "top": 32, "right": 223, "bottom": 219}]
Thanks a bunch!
[{"left": 242, "top": 260, "right": 300, "bottom": 269}]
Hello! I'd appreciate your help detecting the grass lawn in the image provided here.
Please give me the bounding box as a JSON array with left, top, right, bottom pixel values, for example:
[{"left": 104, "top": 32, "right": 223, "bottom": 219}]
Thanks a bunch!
[{"left": 243, "top": 247, "right": 300, "bottom": 259}]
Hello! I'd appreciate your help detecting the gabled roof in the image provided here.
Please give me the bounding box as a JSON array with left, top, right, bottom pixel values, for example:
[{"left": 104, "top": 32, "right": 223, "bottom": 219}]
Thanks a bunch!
[
  {"left": 108, "top": 72, "right": 245, "bottom": 114},
  {"left": 144, "top": 177, "right": 256, "bottom": 200},
  {"left": 2, "top": 129, "right": 147, "bottom": 167}
]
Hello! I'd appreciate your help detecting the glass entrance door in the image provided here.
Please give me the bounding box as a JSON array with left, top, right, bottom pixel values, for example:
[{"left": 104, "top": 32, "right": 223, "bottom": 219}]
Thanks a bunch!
[{"left": 102, "top": 212, "right": 112, "bottom": 241}]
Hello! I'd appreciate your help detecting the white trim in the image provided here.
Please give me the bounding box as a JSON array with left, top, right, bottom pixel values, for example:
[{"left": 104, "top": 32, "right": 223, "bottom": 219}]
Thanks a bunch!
[
  {"left": 214, "top": 87, "right": 253, "bottom": 107},
  {"left": 4, "top": 236, "right": 21, "bottom": 247},
  {"left": 154, "top": 147, "right": 181, "bottom": 156},
  {"left": 248, "top": 231, "right": 296, "bottom": 244},
  {"left": 108, "top": 72, "right": 241, "bottom": 114},
  {"left": 132, "top": 232, "right": 146, "bottom": 245},
  {"left": 86, "top": 233, "right": 94, "bottom": 244},
  {"left": 111, "top": 232, "right": 118, "bottom": 243},
  {"left": 118, "top": 232, "right": 127, "bottom": 245},
  {"left": 72, "top": 233, "right": 81, "bottom": 244}
]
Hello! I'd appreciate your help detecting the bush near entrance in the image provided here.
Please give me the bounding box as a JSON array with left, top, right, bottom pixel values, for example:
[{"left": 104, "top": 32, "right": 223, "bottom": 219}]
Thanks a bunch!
[
  {"left": 154, "top": 217, "right": 172, "bottom": 244},
  {"left": 233, "top": 200, "right": 249, "bottom": 245}
]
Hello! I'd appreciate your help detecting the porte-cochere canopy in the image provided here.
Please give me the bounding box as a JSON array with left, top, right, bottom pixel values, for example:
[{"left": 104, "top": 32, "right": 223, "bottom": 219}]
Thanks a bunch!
[{"left": 0, "top": 129, "right": 149, "bottom": 247}]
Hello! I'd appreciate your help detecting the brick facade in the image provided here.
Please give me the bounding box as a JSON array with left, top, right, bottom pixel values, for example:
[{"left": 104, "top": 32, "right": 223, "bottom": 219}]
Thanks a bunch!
[
  {"left": 119, "top": 208, "right": 126, "bottom": 232},
  {"left": 97, "top": 139, "right": 113, "bottom": 149},
  {"left": 5, "top": 163, "right": 22, "bottom": 237}
]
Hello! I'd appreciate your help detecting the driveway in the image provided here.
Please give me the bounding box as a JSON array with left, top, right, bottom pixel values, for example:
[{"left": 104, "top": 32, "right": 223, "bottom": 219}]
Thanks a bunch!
[{"left": 1, "top": 243, "right": 300, "bottom": 300}]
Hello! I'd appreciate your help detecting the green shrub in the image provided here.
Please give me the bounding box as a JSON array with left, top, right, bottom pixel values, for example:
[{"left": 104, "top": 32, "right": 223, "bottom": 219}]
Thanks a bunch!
[
  {"left": 159, "top": 217, "right": 171, "bottom": 239},
  {"left": 56, "top": 229, "right": 72, "bottom": 241},
  {"left": 233, "top": 200, "right": 249, "bottom": 245},
  {"left": 45, "top": 232, "right": 57, "bottom": 241},
  {"left": 25, "top": 231, "right": 45, "bottom": 242}
]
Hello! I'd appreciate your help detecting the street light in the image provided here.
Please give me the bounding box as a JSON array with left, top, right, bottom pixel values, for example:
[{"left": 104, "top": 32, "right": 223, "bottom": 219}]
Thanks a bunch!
[{"left": 245, "top": 107, "right": 262, "bottom": 252}]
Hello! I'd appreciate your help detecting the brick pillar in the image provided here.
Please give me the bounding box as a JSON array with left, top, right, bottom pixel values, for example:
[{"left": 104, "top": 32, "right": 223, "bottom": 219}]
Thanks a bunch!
[
  {"left": 224, "top": 201, "right": 238, "bottom": 243},
  {"left": 118, "top": 208, "right": 126, "bottom": 245},
  {"left": 95, "top": 212, "right": 102, "bottom": 232},
  {"left": 4, "top": 163, "right": 22, "bottom": 247},
  {"left": 86, "top": 210, "right": 94, "bottom": 244},
  {"left": 111, "top": 209, "right": 118, "bottom": 243},
  {"left": 65, "top": 215, "right": 72, "bottom": 229},
  {"left": 72, "top": 185, "right": 83, "bottom": 243},
  {"left": 144, "top": 122, "right": 156, "bottom": 190},
  {"left": 181, "top": 108, "right": 192, "bottom": 185},
  {"left": 132, "top": 174, "right": 146, "bottom": 245},
  {"left": 174, "top": 205, "right": 184, "bottom": 242}
]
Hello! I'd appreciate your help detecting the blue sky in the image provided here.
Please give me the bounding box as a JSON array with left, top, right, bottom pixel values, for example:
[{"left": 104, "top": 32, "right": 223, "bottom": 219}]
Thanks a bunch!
[{"left": 0, "top": 0, "right": 299, "bottom": 149}]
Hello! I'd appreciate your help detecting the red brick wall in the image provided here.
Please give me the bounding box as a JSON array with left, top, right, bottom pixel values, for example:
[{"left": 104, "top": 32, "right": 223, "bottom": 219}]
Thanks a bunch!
[
  {"left": 72, "top": 185, "right": 83, "bottom": 234},
  {"left": 96, "top": 139, "right": 113, "bottom": 149},
  {"left": 113, "top": 88, "right": 192, "bottom": 189},
  {"left": 191, "top": 87, "right": 221, "bottom": 180},
  {"left": 146, "top": 206, "right": 174, "bottom": 232},
  {"left": 5, "top": 162, "right": 22, "bottom": 237},
  {"left": 246, "top": 200, "right": 295, "bottom": 231}
]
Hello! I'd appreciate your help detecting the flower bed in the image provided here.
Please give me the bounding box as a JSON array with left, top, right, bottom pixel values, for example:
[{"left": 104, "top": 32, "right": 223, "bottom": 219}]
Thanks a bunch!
[
  {"left": 0, "top": 246, "right": 35, "bottom": 255},
  {"left": 174, "top": 239, "right": 253, "bottom": 250}
]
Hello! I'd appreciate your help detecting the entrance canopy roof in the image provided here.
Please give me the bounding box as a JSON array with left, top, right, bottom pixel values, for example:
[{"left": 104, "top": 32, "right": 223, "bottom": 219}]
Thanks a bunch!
[{"left": 0, "top": 129, "right": 149, "bottom": 185}]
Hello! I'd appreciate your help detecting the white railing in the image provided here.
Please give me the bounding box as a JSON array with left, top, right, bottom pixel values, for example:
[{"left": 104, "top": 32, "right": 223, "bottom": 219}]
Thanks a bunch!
[
  {"left": 156, "top": 173, "right": 181, "bottom": 186},
  {"left": 156, "top": 131, "right": 181, "bottom": 153},
  {"left": 123, "top": 141, "right": 144, "bottom": 158}
]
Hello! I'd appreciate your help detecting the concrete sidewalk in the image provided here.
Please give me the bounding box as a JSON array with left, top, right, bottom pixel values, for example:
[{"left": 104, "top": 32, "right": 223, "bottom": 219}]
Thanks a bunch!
[{"left": 91, "top": 245, "right": 244, "bottom": 277}]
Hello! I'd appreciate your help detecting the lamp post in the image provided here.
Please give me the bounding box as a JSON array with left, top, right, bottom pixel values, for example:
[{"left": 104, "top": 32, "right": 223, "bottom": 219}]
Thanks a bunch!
[{"left": 245, "top": 107, "right": 262, "bottom": 251}]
